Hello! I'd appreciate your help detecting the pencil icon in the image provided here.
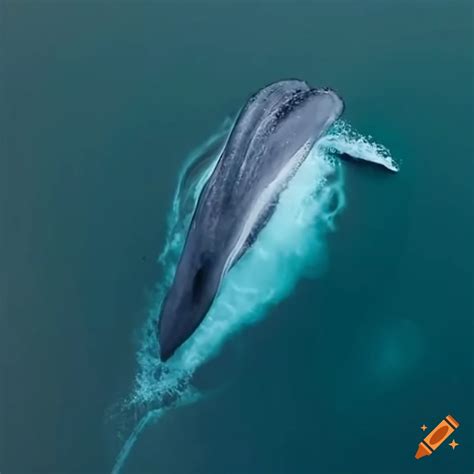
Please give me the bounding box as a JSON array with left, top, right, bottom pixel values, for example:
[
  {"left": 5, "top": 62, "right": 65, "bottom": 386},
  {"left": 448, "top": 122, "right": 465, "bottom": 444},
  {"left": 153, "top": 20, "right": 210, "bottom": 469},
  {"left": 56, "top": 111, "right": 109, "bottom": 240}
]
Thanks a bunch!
[{"left": 415, "top": 415, "right": 460, "bottom": 459}]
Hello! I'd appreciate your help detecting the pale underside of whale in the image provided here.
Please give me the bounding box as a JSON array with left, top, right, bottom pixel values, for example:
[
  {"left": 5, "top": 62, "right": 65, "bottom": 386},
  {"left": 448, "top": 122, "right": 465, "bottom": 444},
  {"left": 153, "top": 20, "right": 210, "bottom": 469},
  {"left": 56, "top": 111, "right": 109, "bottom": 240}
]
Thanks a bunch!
[{"left": 158, "top": 79, "right": 397, "bottom": 361}]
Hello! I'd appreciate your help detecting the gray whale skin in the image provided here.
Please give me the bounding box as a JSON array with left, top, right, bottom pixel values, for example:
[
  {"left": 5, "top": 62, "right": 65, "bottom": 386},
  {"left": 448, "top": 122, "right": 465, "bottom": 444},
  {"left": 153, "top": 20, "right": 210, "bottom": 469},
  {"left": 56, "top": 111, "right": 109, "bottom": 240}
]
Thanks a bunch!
[{"left": 159, "top": 79, "right": 345, "bottom": 361}]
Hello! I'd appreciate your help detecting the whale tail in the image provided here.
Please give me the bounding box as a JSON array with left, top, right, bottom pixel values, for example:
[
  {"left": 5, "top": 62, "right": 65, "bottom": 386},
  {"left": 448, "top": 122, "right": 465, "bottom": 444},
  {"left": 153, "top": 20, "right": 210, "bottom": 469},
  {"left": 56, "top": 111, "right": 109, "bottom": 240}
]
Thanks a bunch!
[{"left": 158, "top": 251, "right": 222, "bottom": 362}]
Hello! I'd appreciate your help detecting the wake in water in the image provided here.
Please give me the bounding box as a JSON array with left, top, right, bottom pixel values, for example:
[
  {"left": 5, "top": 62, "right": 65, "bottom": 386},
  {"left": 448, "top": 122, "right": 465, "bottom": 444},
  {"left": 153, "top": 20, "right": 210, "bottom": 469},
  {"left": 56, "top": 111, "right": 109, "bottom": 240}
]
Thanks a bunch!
[{"left": 110, "top": 119, "right": 397, "bottom": 473}]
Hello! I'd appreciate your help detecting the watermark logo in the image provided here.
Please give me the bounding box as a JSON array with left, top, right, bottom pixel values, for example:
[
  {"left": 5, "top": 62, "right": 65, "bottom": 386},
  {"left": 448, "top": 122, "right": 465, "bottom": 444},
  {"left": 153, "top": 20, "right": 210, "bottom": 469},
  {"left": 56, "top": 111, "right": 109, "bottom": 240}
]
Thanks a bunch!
[{"left": 415, "top": 414, "right": 460, "bottom": 459}]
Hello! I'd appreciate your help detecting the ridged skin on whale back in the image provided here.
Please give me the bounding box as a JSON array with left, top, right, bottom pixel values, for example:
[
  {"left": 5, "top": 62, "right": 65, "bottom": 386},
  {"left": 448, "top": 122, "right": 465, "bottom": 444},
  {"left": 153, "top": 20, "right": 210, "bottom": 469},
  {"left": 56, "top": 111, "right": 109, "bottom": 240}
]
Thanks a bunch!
[{"left": 158, "top": 80, "right": 344, "bottom": 361}]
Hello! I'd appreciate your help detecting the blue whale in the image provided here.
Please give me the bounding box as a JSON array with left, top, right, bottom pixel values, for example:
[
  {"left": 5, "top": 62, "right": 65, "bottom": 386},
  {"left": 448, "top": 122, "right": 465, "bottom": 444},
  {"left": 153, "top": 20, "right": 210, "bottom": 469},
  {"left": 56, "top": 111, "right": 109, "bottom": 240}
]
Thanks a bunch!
[{"left": 158, "top": 80, "right": 346, "bottom": 361}]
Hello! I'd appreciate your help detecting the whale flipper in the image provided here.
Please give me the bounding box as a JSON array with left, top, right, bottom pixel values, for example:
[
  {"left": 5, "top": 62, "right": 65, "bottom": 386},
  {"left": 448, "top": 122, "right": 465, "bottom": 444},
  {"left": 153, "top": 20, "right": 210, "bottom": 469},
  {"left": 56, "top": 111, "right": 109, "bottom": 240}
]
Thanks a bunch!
[{"left": 337, "top": 152, "right": 399, "bottom": 173}]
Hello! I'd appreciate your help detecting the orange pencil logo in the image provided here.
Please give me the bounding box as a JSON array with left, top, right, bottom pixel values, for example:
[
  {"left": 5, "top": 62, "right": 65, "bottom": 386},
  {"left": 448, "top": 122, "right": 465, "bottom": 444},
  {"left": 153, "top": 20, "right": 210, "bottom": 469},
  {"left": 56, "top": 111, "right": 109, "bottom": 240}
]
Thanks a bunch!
[{"left": 415, "top": 414, "right": 460, "bottom": 459}]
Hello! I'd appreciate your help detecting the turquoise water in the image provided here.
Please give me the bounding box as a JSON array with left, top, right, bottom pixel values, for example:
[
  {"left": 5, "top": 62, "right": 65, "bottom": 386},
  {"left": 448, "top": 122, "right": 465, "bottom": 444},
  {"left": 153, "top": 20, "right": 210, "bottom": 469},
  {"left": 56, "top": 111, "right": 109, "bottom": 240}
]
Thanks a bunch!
[{"left": 1, "top": 1, "right": 472, "bottom": 474}]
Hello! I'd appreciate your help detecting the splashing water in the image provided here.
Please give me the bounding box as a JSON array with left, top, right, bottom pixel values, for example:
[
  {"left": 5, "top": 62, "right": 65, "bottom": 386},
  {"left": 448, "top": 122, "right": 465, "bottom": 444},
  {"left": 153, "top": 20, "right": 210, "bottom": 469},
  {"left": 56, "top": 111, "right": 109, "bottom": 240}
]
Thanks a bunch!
[{"left": 110, "top": 119, "right": 397, "bottom": 473}]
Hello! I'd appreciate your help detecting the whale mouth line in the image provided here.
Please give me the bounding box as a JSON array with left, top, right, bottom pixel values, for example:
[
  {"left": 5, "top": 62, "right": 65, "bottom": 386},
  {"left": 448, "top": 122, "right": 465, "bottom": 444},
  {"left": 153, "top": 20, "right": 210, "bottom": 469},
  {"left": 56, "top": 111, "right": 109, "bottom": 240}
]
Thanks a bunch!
[
  {"left": 109, "top": 114, "right": 398, "bottom": 473},
  {"left": 223, "top": 138, "right": 312, "bottom": 277}
]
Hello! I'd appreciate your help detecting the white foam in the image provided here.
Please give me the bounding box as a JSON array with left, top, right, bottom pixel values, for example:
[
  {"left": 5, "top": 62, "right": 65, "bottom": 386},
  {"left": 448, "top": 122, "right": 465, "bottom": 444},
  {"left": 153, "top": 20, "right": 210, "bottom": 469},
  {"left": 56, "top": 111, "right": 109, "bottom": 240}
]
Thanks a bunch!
[{"left": 321, "top": 121, "right": 400, "bottom": 172}]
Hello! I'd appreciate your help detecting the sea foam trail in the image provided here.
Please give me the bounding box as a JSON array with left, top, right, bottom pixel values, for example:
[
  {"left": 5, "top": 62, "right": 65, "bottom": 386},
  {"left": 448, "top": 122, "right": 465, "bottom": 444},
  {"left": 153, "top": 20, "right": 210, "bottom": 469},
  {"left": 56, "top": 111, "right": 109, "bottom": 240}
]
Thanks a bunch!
[{"left": 110, "top": 120, "right": 397, "bottom": 473}]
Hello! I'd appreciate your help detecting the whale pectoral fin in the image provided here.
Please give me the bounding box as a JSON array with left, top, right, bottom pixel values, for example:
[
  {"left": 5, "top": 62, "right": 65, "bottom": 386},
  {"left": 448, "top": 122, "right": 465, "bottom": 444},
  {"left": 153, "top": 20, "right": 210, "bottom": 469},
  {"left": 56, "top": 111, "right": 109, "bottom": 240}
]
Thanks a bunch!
[{"left": 336, "top": 151, "right": 399, "bottom": 173}]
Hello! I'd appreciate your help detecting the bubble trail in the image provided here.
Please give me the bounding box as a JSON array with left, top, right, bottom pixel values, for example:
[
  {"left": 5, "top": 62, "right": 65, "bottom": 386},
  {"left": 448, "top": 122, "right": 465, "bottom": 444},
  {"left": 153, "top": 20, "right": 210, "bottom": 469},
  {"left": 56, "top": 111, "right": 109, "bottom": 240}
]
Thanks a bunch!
[{"left": 109, "top": 119, "right": 397, "bottom": 473}]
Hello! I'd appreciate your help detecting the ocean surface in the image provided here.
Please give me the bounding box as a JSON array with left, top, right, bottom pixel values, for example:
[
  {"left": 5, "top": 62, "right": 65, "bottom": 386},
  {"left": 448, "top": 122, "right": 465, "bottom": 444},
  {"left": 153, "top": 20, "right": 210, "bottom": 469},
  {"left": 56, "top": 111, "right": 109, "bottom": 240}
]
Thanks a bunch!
[{"left": 1, "top": 1, "right": 473, "bottom": 474}]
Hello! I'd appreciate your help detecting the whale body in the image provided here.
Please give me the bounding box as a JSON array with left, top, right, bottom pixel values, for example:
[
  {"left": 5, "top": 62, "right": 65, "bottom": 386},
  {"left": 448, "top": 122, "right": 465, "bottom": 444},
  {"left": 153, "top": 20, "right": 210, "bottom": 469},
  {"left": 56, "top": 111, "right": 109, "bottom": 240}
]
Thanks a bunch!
[{"left": 157, "top": 79, "right": 348, "bottom": 361}]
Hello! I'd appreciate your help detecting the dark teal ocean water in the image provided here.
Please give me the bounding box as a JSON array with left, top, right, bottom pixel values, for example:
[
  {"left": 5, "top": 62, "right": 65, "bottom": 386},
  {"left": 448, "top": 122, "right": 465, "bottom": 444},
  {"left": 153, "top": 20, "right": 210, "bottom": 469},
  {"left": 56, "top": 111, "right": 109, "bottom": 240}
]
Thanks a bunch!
[{"left": 1, "top": 1, "right": 473, "bottom": 473}]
